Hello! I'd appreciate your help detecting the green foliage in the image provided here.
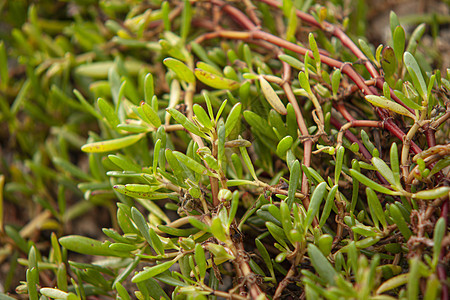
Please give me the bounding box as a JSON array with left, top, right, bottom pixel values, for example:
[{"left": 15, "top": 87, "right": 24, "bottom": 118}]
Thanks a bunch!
[{"left": 0, "top": 1, "right": 449, "bottom": 300}]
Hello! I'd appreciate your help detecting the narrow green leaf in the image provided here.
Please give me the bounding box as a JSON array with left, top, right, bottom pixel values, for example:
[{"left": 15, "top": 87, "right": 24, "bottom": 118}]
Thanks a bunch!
[
  {"left": 225, "top": 103, "right": 241, "bottom": 137},
  {"left": 108, "top": 154, "right": 141, "bottom": 172},
  {"left": 307, "top": 244, "right": 338, "bottom": 286},
  {"left": 154, "top": 273, "right": 188, "bottom": 287},
  {"left": 132, "top": 260, "right": 177, "bottom": 283},
  {"left": 375, "top": 44, "right": 384, "bottom": 67},
  {"left": 59, "top": 235, "right": 128, "bottom": 257},
  {"left": 259, "top": 76, "right": 287, "bottom": 115},
  {"left": 157, "top": 225, "right": 198, "bottom": 237},
  {"left": 239, "top": 144, "right": 257, "bottom": 180},
  {"left": 224, "top": 65, "right": 239, "bottom": 81},
  {"left": 371, "top": 157, "right": 397, "bottom": 188},
  {"left": 211, "top": 217, "right": 227, "bottom": 242},
  {"left": 0, "top": 41, "right": 9, "bottom": 88},
  {"left": 432, "top": 217, "right": 445, "bottom": 268},
  {"left": 195, "top": 244, "right": 206, "bottom": 280},
  {"left": 429, "top": 157, "right": 450, "bottom": 177},
  {"left": 377, "top": 273, "right": 408, "bottom": 294},
  {"left": 165, "top": 148, "right": 192, "bottom": 182},
  {"left": 331, "top": 69, "right": 341, "bottom": 96},
  {"left": 390, "top": 204, "right": 412, "bottom": 240},
  {"left": 257, "top": 210, "right": 282, "bottom": 227},
  {"left": 114, "top": 185, "right": 173, "bottom": 200},
  {"left": 81, "top": 133, "right": 145, "bottom": 153},
  {"left": 115, "top": 282, "right": 131, "bottom": 300},
  {"left": 358, "top": 39, "right": 376, "bottom": 63},
  {"left": 286, "top": 160, "right": 300, "bottom": 206},
  {"left": 334, "top": 146, "right": 345, "bottom": 183},
  {"left": 304, "top": 182, "right": 327, "bottom": 229},
  {"left": 215, "top": 99, "right": 228, "bottom": 123},
  {"left": 406, "top": 24, "right": 426, "bottom": 55},
  {"left": 393, "top": 26, "right": 406, "bottom": 65},
  {"left": 309, "top": 33, "right": 321, "bottom": 71},
  {"left": 193, "top": 104, "right": 213, "bottom": 129},
  {"left": 163, "top": 58, "right": 195, "bottom": 83},
  {"left": 144, "top": 73, "right": 154, "bottom": 102},
  {"left": 298, "top": 72, "right": 312, "bottom": 94},
  {"left": 393, "top": 89, "right": 424, "bottom": 111},
  {"left": 381, "top": 46, "right": 396, "bottom": 78},
  {"left": 26, "top": 268, "right": 38, "bottom": 300},
  {"left": 361, "top": 129, "right": 376, "bottom": 156},
  {"left": 280, "top": 201, "right": 293, "bottom": 243},
  {"left": 276, "top": 136, "right": 293, "bottom": 158},
  {"left": 365, "top": 95, "right": 416, "bottom": 120},
  {"left": 243, "top": 111, "right": 277, "bottom": 140},
  {"left": 153, "top": 139, "right": 161, "bottom": 175},
  {"left": 413, "top": 186, "right": 450, "bottom": 200},
  {"left": 141, "top": 102, "right": 161, "bottom": 128},
  {"left": 266, "top": 222, "right": 288, "bottom": 248},
  {"left": 424, "top": 275, "right": 440, "bottom": 300},
  {"left": 390, "top": 11, "right": 400, "bottom": 37},
  {"left": 408, "top": 258, "right": 420, "bottom": 300},
  {"left": 180, "top": 0, "right": 191, "bottom": 41},
  {"left": 227, "top": 191, "right": 240, "bottom": 228},
  {"left": 318, "top": 234, "right": 333, "bottom": 256},
  {"left": 390, "top": 143, "right": 401, "bottom": 186},
  {"left": 319, "top": 185, "right": 338, "bottom": 227},
  {"left": 349, "top": 169, "right": 398, "bottom": 195},
  {"left": 427, "top": 74, "right": 435, "bottom": 102},
  {"left": 279, "top": 54, "right": 304, "bottom": 70},
  {"left": 131, "top": 207, "right": 153, "bottom": 247},
  {"left": 383, "top": 81, "right": 391, "bottom": 100},
  {"left": 172, "top": 151, "right": 214, "bottom": 176},
  {"left": 188, "top": 217, "right": 210, "bottom": 232},
  {"left": 366, "top": 187, "right": 387, "bottom": 229},
  {"left": 194, "top": 68, "right": 239, "bottom": 90},
  {"left": 217, "top": 119, "right": 225, "bottom": 165},
  {"left": 149, "top": 228, "right": 164, "bottom": 256},
  {"left": 404, "top": 52, "right": 427, "bottom": 100},
  {"left": 166, "top": 108, "right": 207, "bottom": 138},
  {"left": 255, "top": 239, "right": 274, "bottom": 277}
]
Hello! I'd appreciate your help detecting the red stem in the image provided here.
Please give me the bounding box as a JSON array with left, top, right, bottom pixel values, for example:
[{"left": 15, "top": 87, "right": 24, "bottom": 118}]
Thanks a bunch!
[{"left": 281, "top": 60, "right": 312, "bottom": 198}]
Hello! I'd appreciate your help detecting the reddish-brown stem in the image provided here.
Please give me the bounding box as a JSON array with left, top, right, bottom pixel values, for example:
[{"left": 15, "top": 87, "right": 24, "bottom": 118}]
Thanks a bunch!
[
  {"left": 257, "top": 0, "right": 379, "bottom": 78},
  {"left": 424, "top": 128, "right": 436, "bottom": 147},
  {"left": 211, "top": 0, "right": 257, "bottom": 30},
  {"left": 280, "top": 60, "right": 312, "bottom": 204},
  {"left": 383, "top": 119, "right": 422, "bottom": 154},
  {"left": 253, "top": 0, "right": 425, "bottom": 157},
  {"left": 329, "top": 117, "right": 371, "bottom": 160},
  {"left": 335, "top": 102, "right": 356, "bottom": 122}
]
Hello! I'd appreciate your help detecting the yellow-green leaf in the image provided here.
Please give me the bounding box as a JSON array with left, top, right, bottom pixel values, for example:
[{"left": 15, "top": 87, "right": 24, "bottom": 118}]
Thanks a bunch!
[
  {"left": 81, "top": 133, "right": 145, "bottom": 153},
  {"left": 194, "top": 68, "right": 239, "bottom": 90},
  {"left": 365, "top": 95, "right": 416, "bottom": 120},
  {"left": 259, "top": 76, "right": 287, "bottom": 115},
  {"left": 163, "top": 58, "right": 195, "bottom": 83}
]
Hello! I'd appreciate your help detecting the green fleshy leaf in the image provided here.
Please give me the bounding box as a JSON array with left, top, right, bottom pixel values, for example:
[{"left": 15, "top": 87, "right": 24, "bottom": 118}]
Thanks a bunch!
[
  {"left": 307, "top": 244, "right": 338, "bottom": 286},
  {"left": 132, "top": 260, "right": 177, "bottom": 283},
  {"left": 81, "top": 133, "right": 145, "bottom": 153},
  {"left": 194, "top": 68, "right": 239, "bottom": 90},
  {"left": 365, "top": 95, "right": 416, "bottom": 120},
  {"left": 259, "top": 76, "right": 287, "bottom": 115}
]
